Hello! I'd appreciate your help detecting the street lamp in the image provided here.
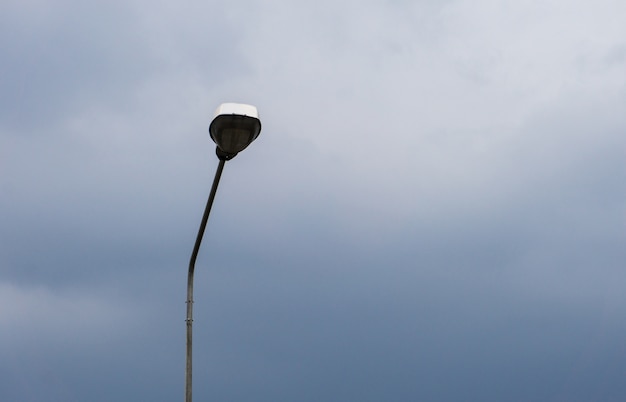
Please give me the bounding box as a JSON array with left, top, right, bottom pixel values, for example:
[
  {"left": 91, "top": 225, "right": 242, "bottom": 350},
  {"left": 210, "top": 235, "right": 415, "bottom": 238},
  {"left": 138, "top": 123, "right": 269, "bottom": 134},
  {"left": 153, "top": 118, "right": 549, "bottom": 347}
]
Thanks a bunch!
[{"left": 185, "top": 103, "right": 261, "bottom": 402}]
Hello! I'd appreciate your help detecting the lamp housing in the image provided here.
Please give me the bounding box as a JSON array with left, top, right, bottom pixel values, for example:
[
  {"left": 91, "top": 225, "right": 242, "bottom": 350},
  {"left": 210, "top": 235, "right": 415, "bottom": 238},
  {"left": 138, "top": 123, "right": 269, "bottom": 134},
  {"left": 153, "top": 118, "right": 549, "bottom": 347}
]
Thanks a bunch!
[{"left": 209, "top": 103, "right": 261, "bottom": 160}]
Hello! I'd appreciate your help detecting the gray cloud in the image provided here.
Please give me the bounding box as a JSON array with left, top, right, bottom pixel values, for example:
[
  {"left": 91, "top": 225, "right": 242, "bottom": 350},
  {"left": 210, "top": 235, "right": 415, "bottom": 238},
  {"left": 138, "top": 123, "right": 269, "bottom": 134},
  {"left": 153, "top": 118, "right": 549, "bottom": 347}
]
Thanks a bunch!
[{"left": 2, "top": 0, "right": 626, "bottom": 400}]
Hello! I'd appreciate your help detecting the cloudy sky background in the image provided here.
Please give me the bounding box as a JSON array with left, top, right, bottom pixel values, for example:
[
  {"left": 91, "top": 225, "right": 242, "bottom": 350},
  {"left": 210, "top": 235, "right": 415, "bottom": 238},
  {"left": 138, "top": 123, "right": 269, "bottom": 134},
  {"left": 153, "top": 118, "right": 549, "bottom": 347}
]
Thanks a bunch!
[{"left": 1, "top": 0, "right": 626, "bottom": 400}]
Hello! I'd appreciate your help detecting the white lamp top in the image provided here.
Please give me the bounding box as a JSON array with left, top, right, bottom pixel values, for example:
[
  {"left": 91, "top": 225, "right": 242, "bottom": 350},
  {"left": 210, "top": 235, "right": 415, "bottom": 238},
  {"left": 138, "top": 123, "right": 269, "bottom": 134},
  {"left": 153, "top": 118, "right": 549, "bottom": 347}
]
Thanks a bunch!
[{"left": 213, "top": 103, "right": 259, "bottom": 119}]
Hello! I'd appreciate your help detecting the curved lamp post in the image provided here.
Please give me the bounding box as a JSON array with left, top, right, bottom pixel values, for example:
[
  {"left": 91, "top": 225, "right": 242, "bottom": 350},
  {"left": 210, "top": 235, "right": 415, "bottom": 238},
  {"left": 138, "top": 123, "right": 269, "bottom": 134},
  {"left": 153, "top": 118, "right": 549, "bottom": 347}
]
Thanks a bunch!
[{"left": 186, "top": 103, "right": 261, "bottom": 402}]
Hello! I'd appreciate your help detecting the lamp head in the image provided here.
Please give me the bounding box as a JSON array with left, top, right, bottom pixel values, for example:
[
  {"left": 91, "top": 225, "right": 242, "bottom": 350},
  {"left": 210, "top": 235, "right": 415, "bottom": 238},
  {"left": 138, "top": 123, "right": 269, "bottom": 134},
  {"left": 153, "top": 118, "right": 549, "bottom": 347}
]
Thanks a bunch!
[{"left": 209, "top": 103, "right": 261, "bottom": 160}]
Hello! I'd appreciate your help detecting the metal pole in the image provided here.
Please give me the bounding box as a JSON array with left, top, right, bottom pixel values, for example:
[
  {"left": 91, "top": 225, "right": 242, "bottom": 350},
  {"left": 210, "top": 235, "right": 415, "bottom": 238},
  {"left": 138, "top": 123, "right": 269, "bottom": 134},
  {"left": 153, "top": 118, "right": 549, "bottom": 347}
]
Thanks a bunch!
[{"left": 186, "top": 158, "right": 226, "bottom": 402}]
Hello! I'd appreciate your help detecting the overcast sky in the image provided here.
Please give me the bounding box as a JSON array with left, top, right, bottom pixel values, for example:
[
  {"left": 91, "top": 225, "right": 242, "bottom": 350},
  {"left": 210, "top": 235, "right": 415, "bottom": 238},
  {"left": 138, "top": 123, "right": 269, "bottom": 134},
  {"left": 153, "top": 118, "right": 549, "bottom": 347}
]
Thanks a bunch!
[{"left": 1, "top": 0, "right": 626, "bottom": 401}]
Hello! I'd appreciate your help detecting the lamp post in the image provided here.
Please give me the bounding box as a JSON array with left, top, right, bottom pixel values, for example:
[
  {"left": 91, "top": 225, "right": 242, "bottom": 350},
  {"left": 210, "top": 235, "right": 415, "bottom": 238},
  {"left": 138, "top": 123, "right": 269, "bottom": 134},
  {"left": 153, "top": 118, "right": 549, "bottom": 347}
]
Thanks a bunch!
[{"left": 186, "top": 103, "right": 261, "bottom": 402}]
